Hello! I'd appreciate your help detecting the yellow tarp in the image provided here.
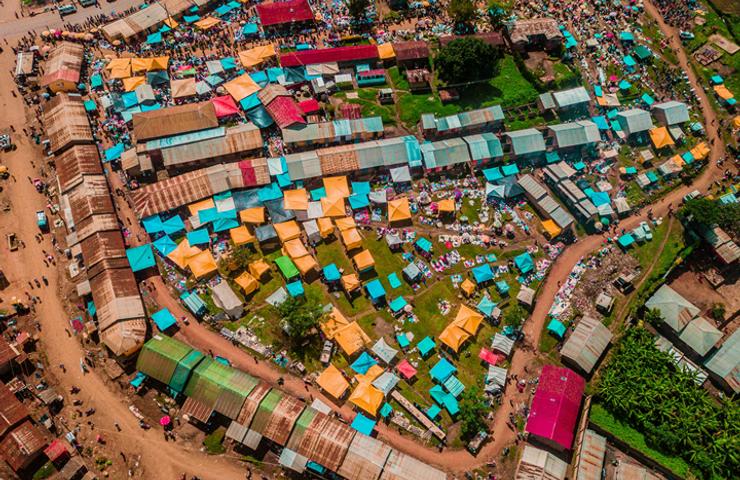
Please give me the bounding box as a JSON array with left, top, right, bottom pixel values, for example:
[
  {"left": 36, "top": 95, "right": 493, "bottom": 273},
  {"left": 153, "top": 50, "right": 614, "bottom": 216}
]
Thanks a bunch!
[
  {"left": 690, "top": 142, "right": 710, "bottom": 160},
  {"left": 321, "top": 196, "right": 346, "bottom": 217},
  {"left": 354, "top": 365, "right": 384, "bottom": 384},
  {"left": 171, "top": 78, "right": 196, "bottom": 98},
  {"left": 235, "top": 272, "right": 258, "bottom": 295},
  {"left": 149, "top": 56, "right": 169, "bottom": 71},
  {"left": 438, "top": 324, "right": 471, "bottom": 352},
  {"left": 187, "top": 250, "right": 218, "bottom": 279},
  {"left": 353, "top": 249, "right": 375, "bottom": 271},
  {"left": 377, "top": 43, "right": 396, "bottom": 60},
  {"left": 317, "top": 217, "right": 334, "bottom": 237},
  {"left": 131, "top": 58, "right": 150, "bottom": 73},
  {"left": 167, "top": 239, "right": 201, "bottom": 269},
  {"left": 294, "top": 255, "right": 318, "bottom": 275},
  {"left": 671, "top": 155, "right": 685, "bottom": 167},
  {"left": 249, "top": 259, "right": 271, "bottom": 280},
  {"left": 335, "top": 217, "right": 356, "bottom": 231},
  {"left": 334, "top": 322, "right": 371, "bottom": 356},
  {"left": 195, "top": 16, "right": 221, "bottom": 30},
  {"left": 733, "top": 116, "right": 740, "bottom": 129},
  {"left": 454, "top": 304, "right": 484, "bottom": 335},
  {"left": 541, "top": 219, "right": 562, "bottom": 238},
  {"left": 388, "top": 197, "right": 411, "bottom": 223},
  {"left": 283, "top": 238, "right": 309, "bottom": 259},
  {"left": 341, "top": 273, "right": 361, "bottom": 292},
  {"left": 274, "top": 220, "right": 301, "bottom": 243},
  {"left": 714, "top": 85, "right": 734, "bottom": 100},
  {"left": 106, "top": 58, "right": 131, "bottom": 71},
  {"left": 321, "top": 307, "right": 350, "bottom": 339},
  {"left": 122, "top": 76, "right": 145, "bottom": 92},
  {"left": 238, "top": 44, "right": 277, "bottom": 68},
  {"left": 283, "top": 189, "right": 309, "bottom": 210},
  {"left": 224, "top": 73, "right": 261, "bottom": 102},
  {"left": 349, "top": 381, "right": 384, "bottom": 415},
  {"left": 341, "top": 228, "right": 363, "bottom": 250},
  {"left": 110, "top": 66, "right": 132, "bottom": 79},
  {"left": 164, "top": 17, "right": 179, "bottom": 28},
  {"left": 316, "top": 365, "right": 349, "bottom": 399},
  {"left": 239, "top": 207, "right": 265, "bottom": 224},
  {"left": 188, "top": 198, "right": 215, "bottom": 216},
  {"left": 438, "top": 198, "right": 455, "bottom": 213},
  {"left": 649, "top": 126, "right": 675, "bottom": 149},
  {"left": 323, "top": 176, "right": 350, "bottom": 199},
  {"left": 461, "top": 278, "right": 476, "bottom": 296},
  {"left": 230, "top": 225, "right": 255, "bottom": 245}
]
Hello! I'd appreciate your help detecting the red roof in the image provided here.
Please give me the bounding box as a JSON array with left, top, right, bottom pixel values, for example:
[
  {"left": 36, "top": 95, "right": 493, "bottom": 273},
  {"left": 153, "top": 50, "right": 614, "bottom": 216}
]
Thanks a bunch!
[
  {"left": 340, "top": 103, "right": 361, "bottom": 119},
  {"left": 265, "top": 96, "right": 305, "bottom": 129},
  {"left": 211, "top": 95, "right": 240, "bottom": 118},
  {"left": 1, "top": 421, "right": 47, "bottom": 471},
  {"left": 0, "top": 382, "right": 29, "bottom": 438},
  {"left": 396, "top": 359, "right": 417, "bottom": 379},
  {"left": 280, "top": 45, "right": 379, "bottom": 67},
  {"left": 44, "top": 439, "right": 69, "bottom": 462},
  {"left": 358, "top": 69, "right": 386, "bottom": 77},
  {"left": 525, "top": 365, "right": 585, "bottom": 450},
  {"left": 298, "top": 98, "right": 320, "bottom": 114},
  {"left": 257, "top": 0, "right": 314, "bottom": 27}
]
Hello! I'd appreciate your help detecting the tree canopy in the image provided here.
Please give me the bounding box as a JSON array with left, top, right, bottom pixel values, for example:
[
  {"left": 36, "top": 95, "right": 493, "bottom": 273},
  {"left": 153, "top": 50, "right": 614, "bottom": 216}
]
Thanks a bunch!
[
  {"left": 435, "top": 37, "right": 501, "bottom": 86},
  {"left": 277, "top": 297, "right": 324, "bottom": 344},
  {"left": 680, "top": 197, "right": 740, "bottom": 237},
  {"left": 458, "top": 385, "right": 489, "bottom": 440},
  {"left": 447, "top": 0, "right": 478, "bottom": 32},
  {"left": 486, "top": 0, "right": 513, "bottom": 29}
]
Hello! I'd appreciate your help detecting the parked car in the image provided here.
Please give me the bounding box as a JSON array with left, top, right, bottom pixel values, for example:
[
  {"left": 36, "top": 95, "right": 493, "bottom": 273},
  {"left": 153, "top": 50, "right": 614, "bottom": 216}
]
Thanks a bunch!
[
  {"left": 79, "top": 0, "right": 98, "bottom": 6},
  {"left": 320, "top": 340, "right": 333, "bottom": 365},
  {"left": 466, "top": 431, "right": 489, "bottom": 454},
  {"left": 36, "top": 210, "right": 48, "bottom": 231},
  {"left": 683, "top": 190, "right": 701, "bottom": 203},
  {"left": 58, "top": 4, "right": 77, "bottom": 15}
]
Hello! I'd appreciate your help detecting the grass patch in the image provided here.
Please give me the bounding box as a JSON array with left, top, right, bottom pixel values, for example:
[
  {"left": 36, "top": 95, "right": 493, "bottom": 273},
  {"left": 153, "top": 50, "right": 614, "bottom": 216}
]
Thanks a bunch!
[
  {"left": 458, "top": 55, "right": 540, "bottom": 109},
  {"left": 203, "top": 427, "right": 227, "bottom": 454},
  {"left": 389, "top": 66, "right": 410, "bottom": 90},
  {"left": 630, "top": 220, "right": 684, "bottom": 270},
  {"left": 32, "top": 463, "right": 56, "bottom": 480},
  {"left": 396, "top": 92, "right": 460, "bottom": 128}
]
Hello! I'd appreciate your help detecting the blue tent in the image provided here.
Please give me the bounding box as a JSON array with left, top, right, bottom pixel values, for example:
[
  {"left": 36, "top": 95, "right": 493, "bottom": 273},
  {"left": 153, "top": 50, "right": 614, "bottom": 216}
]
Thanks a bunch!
[
  {"left": 275, "top": 172, "right": 292, "bottom": 188},
  {"left": 618, "top": 233, "right": 635, "bottom": 248},
  {"left": 618, "top": 79, "right": 632, "bottom": 90},
  {"left": 181, "top": 291, "right": 206, "bottom": 317},
  {"left": 625, "top": 166, "right": 638, "bottom": 175},
  {"left": 104, "top": 143, "right": 125, "bottom": 162},
  {"left": 547, "top": 319, "right": 566, "bottom": 338},
  {"left": 310, "top": 187, "right": 326, "bottom": 200},
  {"left": 215, "top": 3, "right": 233, "bottom": 15},
  {"left": 142, "top": 215, "right": 164, "bottom": 233},
  {"left": 323, "top": 263, "right": 340, "bottom": 282},
  {"left": 184, "top": 15, "right": 200, "bottom": 23},
  {"left": 213, "top": 215, "right": 239, "bottom": 233},
  {"left": 348, "top": 194, "right": 369, "bottom": 209},
  {"left": 141, "top": 103, "right": 160, "bottom": 112},
  {"left": 146, "top": 32, "right": 162, "bottom": 44},
  {"left": 246, "top": 105, "right": 274, "bottom": 128},
  {"left": 351, "top": 351, "right": 377, "bottom": 375},
  {"left": 365, "top": 279, "right": 386, "bottom": 300},
  {"left": 87, "top": 300, "right": 96, "bottom": 317},
  {"left": 396, "top": 333, "right": 410, "bottom": 348},
  {"left": 589, "top": 191, "right": 611, "bottom": 207},
  {"left": 501, "top": 163, "right": 519, "bottom": 177},
  {"left": 387, "top": 272, "right": 401, "bottom": 289},
  {"left": 426, "top": 404, "right": 441, "bottom": 420},
  {"left": 242, "top": 23, "right": 259, "bottom": 35},
  {"left": 483, "top": 167, "right": 503, "bottom": 182},
  {"left": 681, "top": 151, "right": 694, "bottom": 164},
  {"left": 159, "top": 24, "right": 171, "bottom": 33},
  {"left": 417, "top": 336, "right": 435, "bottom": 357},
  {"left": 430, "top": 358, "right": 456, "bottom": 383},
  {"left": 198, "top": 207, "right": 218, "bottom": 225},
  {"left": 221, "top": 57, "right": 237, "bottom": 70},
  {"left": 152, "top": 235, "right": 177, "bottom": 256},
  {"left": 250, "top": 70, "right": 268, "bottom": 87},
  {"left": 258, "top": 182, "right": 283, "bottom": 202},
  {"left": 352, "top": 181, "right": 371, "bottom": 195},
  {"left": 711, "top": 74, "right": 724, "bottom": 85},
  {"left": 641, "top": 93, "right": 655, "bottom": 106},
  {"left": 205, "top": 74, "right": 224, "bottom": 86},
  {"left": 592, "top": 116, "right": 610, "bottom": 130},
  {"left": 286, "top": 281, "right": 304, "bottom": 297},
  {"left": 593, "top": 85, "right": 603, "bottom": 97},
  {"left": 84, "top": 99, "right": 97, "bottom": 112},
  {"left": 187, "top": 229, "right": 210, "bottom": 246},
  {"left": 267, "top": 67, "right": 284, "bottom": 83},
  {"left": 351, "top": 413, "right": 376, "bottom": 435},
  {"left": 379, "top": 403, "right": 393, "bottom": 418},
  {"left": 161, "top": 215, "right": 185, "bottom": 235},
  {"left": 545, "top": 151, "right": 560, "bottom": 164},
  {"left": 389, "top": 296, "right": 408, "bottom": 313},
  {"left": 514, "top": 252, "right": 534, "bottom": 274},
  {"left": 495, "top": 280, "right": 510, "bottom": 295},
  {"left": 415, "top": 237, "right": 433, "bottom": 253},
  {"left": 90, "top": 73, "right": 103, "bottom": 89},
  {"left": 152, "top": 308, "right": 177, "bottom": 331},
  {"left": 620, "top": 31, "right": 634, "bottom": 42},
  {"left": 126, "top": 244, "right": 155, "bottom": 272},
  {"left": 476, "top": 296, "right": 496, "bottom": 316},
  {"left": 121, "top": 91, "right": 138, "bottom": 108},
  {"left": 472, "top": 264, "right": 494, "bottom": 284}
]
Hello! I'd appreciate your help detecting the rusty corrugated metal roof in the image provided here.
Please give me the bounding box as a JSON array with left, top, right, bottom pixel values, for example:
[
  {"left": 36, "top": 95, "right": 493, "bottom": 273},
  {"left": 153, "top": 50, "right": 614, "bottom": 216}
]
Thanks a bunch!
[
  {"left": 132, "top": 101, "right": 218, "bottom": 142},
  {"left": 0, "top": 381, "right": 29, "bottom": 438},
  {"left": 89, "top": 267, "right": 145, "bottom": 331},
  {"left": 0, "top": 421, "right": 47, "bottom": 472},
  {"left": 79, "top": 231, "right": 126, "bottom": 271},
  {"left": 55, "top": 145, "right": 103, "bottom": 194},
  {"left": 43, "top": 94, "right": 93, "bottom": 153}
]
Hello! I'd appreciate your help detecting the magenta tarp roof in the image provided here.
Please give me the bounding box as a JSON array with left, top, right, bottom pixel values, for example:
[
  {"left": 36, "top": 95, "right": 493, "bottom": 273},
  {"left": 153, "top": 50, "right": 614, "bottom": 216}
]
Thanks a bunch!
[
  {"left": 298, "top": 98, "right": 320, "bottom": 114},
  {"left": 265, "top": 96, "right": 305, "bottom": 129},
  {"left": 257, "top": 0, "right": 314, "bottom": 26},
  {"left": 525, "top": 365, "right": 585, "bottom": 450},
  {"left": 211, "top": 95, "right": 240, "bottom": 118},
  {"left": 396, "top": 359, "right": 417, "bottom": 379},
  {"left": 280, "top": 45, "right": 379, "bottom": 67}
]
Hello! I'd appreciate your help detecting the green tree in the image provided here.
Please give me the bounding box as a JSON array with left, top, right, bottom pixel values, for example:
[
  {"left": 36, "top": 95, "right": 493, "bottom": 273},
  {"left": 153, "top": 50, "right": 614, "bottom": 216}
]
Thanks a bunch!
[
  {"left": 486, "top": 0, "right": 512, "bottom": 30},
  {"left": 347, "top": 0, "right": 371, "bottom": 24},
  {"left": 710, "top": 303, "right": 726, "bottom": 322},
  {"left": 503, "top": 303, "right": 526, "bottom": 328},
  {"left": 447, "top": 0, "right": 478, "bottom": 32},
  {"left": 435, "top": 37, "right": 501, "bottom": 86},
  {"left": 220, "top": 246, "right": 255, "bottom": 276},
  {"left": 458, "top": 385, "right": 488, "bottom": 440},
  {"left": 276, "top": 297, "right": 324, "bottom": 344},
  {"left": 680, "top": 197, "right": 740, "bottom": 237},
  {"left": 643, "top": 307, "right": 663, "bottom": 327}
]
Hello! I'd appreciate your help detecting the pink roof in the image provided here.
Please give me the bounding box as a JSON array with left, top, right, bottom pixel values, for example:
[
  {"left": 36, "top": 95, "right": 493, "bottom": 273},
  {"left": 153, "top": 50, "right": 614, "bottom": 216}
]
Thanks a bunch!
[
  {"left": 280, "top": 45, "right": 379, "bottom": 67},
  {"left": 211, "top": 95, "right": 240, "bottom": 118},
  {"left": 257, "top": 0, "right": 314, "bottom": 27},
  {"left": 525, "top": 365, "right": 585, "bottom": 450},
  {"left": 265, "top": 96, "right": 305, "bottom": 129},
  {"left": 478, "top": 348, "right": 501, "bottom": 366},
  {"left": 358, "top": 69, "right": 386, "bottom": 77},
  {"left": 298, "top": 98, "right": 320, "bottom": 114},
  {"left": 396, "top": 359, "right": 417, "bottom": 379}
]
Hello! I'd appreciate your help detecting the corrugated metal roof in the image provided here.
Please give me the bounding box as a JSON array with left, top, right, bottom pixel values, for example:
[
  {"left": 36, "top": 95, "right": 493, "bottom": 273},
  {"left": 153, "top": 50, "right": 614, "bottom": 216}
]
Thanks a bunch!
[
  {"left": 249, "top": 389, "right": 305, "bottom": 445},
  {"left": 421, "top": 138, "right": 471, "bottom": 168},
  {"left": 560, "top": 316, "right": 612, "bottom": 373},
  {"left": 645, "top": 285, "right": 700, "bottom": 332},
  {"left": 679, "top": 317, "right": 722, "bottom": 357},
  {"left": 286, "top": 150, "right": 322, "bottom": 180},
  {"left": 575, "top": 429, "right": 606, "bottom": 480},
  {"left": 89, "top": 267, "right": 146, "bottom": 332},
  {"left": 0, "top": 382, "right": 29, "bottom": 438},
  {"left": 43, "top": 94, "right": 93, "bottom": 154},
  {"left": 464, "top": 133, "right": 503, "bottom": 160},
  {"left": 132, "top": 101, "right": 218, "bottom": 142},
  {"left": 549, "top": 121, "right": 600, "bottom": 148},
  {"left": 515, "top": 444, "right": 568, "bottom": 480},
  {"left": 40, "top": 41, "right": 83, "bottom": 88},
  {"left": 392, "top": 41, "right": 429, "bottom": 61},
  {"left": 337, "top": 434, "right": 392, "bottom": 480},
  {"left": 518, "top": 174, "right": 547, "bottom": 200},
  {"left": 79, "top": 231, "right": 126, "bottom": 270},
  {"left": 55, "top": 145, "right": 104, "bottom": 194},
  {"left": 653, "top": 100, "right": 689, "bottom": 125},
  {"left": 67, "top": 175, "right": 115, "bottom": 224},
  {"left": 506, "top": 129, "right": 546, "bottom": 155},
  {"left": 616, "top": 109, "right": 653, "bottom": 135},
  {"left": 0, "top": 421, "right": 47, "bottom": 472},
  {"left": 183, "top": 357, "right": 258, "bottom": 419},
  {"left": 286, "top": 408, "right": 354, "bottom": 471},
  {"left": 136, "top": 335, "right": 194, "bottom": 387},
  {"left": 161, "top": 124, "right": 262, "bottom": 167},
  {"left": 550, "top": 207, "right": 575, "bottom": 229},
  {"left": 704, "top": 328, "right": 740, "bottom": 392},
  {"left": 552, "top": 86, "right": 591, "bottom": 108},
  {"left": 379, "top": 449, "right": 447, "bottom": 480},
  {"left": 99, "top": 318, "right": 146, "bottom": 357}
]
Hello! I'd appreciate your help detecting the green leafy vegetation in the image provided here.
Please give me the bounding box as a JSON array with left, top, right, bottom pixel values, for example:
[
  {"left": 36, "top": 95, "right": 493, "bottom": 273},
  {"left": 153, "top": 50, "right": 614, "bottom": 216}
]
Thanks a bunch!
[
  {"left": 436, "top": 37, "right": 501, "bottom": 86},
  {"left": 681, "top": 197, "right": 740, "bottom": 237},
  {"left": 276, "top": 296, "right": 325, "bottom": 344},
  {"left": 458, "top": 385, "right": 489, "bottom": 440},
  {"left": 203, "top": 427, "right": 226, "bottom": 454}
]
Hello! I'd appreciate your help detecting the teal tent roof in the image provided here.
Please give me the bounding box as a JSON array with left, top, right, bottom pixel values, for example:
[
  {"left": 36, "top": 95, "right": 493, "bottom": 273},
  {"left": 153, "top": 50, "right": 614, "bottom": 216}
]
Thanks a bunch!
[
  {"left": 286, "top": 280, "right": 304, "bottom": 297},
  {"left": 351, "top": 351, "right": 377, "bottom": 375},
  {"left": 496, "top": 280, "right": 509, "bottom": 294},
  {"left": 389, "top": 296, "right": 408, "bottom": 313},
  {"left": 365, "top": 279, "right": 386, "bottom": 300},
  {"left": 417, "top": 336, "right": 435, "bottom": 356},
  {"left": 142, "top": 215, "right": 164, "bottom": 233},
  {"left": 547, "top": 319, "right": 566, "bottom": 338},
  {"left": 430, "top": 358, "right": 456, "bottom": 383},
  {"left": 187, "top": 228, "right": 210, "bottom": 246},
  {"left": 152, "top": 235, "right": 177, "bottom": 256},
  {"left": 472, "top": 264, "right": 494, "bottom": 283},
  {"left": 415, "top": 237, "right": 433, "bottom": 253},
  {"left": 351, "top": 413, "right": 376, "bottom": 435},
  {"left": 323, "top": 263, "right": 340, "bottom": 282},
  {"left": 387, "top": 272, "right": 401, "bottom": 289},
  {"left": 126, "top": 244, "right": 155, "bottom": 272},
  {"left": 483, "top": 167, "right": 503, "bottom": 182},
  {"left": 618, "top": 233, "right": 635, "bottom": 248},
  {"left": 162, "top": 216, "right": 185, "bottom": 235},
  {"left": 514, "top": 252, "right": 534, "bottom": 274},
  {"left": 477, "top": 296, "right": 496, "bottom": 316},
  {"left": 152, "top": 308, "right": 177, "bottom": 331},
  {"left": 501, "top": 163, "right": 520, "bottom": 176}
]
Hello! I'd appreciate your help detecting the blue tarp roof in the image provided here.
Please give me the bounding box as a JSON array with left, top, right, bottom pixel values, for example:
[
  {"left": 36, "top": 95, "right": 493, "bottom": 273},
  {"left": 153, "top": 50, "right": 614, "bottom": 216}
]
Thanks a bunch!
[
  {"left": 152, "top": 235, "right": 177, "bottom": 255},
  {"left": 184, "top": 15, "right": 200, "bottom": 23},
  {"left": 545, "top": 151, "right": 560, "bottom": 164},
  {"left": 126, "top": 244, "right": 155, "bottom": 272},
  {"left": 483, "top": 167, "right": 503, "bottom": 182},
  {"left": 250, "top": 70, "right": 268, "bottom": 87},
  {"left": 430, "top": 358, "right": 456, "bottom": 383},
  {"left": 142, "top": 215, "right": 164, "bottom": 233},
  {"left": 221, "top": 57, "right": 238, "bottom": 71},
  {"left": 496, "top": 280, "right": 509, "bottom": 294},
  {"left": 618, "top": 233, "right": 635, "bottom": 248},
  {"left": 641, "top": 93, "right": 655, "bottom": 105},
  {"left": 84, "top": 99, "right": 97, "bottom": 112},
  {"left": 351, "top": 413, "right": 376, "bottom": 435},
  {"left": 351, "top": 351, "right": 377, "bottom": 375},
  {"left": 242, "top": 22, "right": 258, "bottom": 35},
  {"left": 104, "top": 143, "right": 125, "bottom": 162},
  {"left": 187, "top": 228, "right": 210, "bottom": 245},
  {"left": 379, "top": 402, "right": 393, "bottom": 418},
  {"left": 240, "top": 92, "right": 261, "bottom": 110},
  {"left": 547, "top": 319, "right": 566, "bottom": 338},
  {"left": 152, "top": 308, "right": 177, "bottom": 331},
  {"left": 276, "top": 172, "right": 292, "bottom": 188},
  {"left": 258, "top": 182, "right": 283, "bottom": 202},
  {"left": 146, "top": 32, "right": 162, "bottom": 44},
  {"left": 417, "top": 336, "right": 435, "bottom": 356},
  {"left": 472, "top": 264, "right": 494, "bottom": 284},
  {"left": 366, "top": 279, "right": 386, "bottom": 299},
  {"left": 681, "top": 151, "right": 694, "bottom": 164},
  {"left": 310, "top": 187, "right": 326, "bottom": 201},
  {"left": 514, "top": 252, "right": 534, "bottom": 274},
  {"left": 162, "top": 215, "right": 185, "bottom": 234},
  {"left": 246, "top": 104, "right": 274, "bottom": 127},
  {"left": 594, "top": 85, "right": 603, "bottom": 97},
  {"left": 592, "top": 116, "right": 610, "bottom": 130},
  {"left": 619, "top": 79, "right": 632, "bottom": 89},
  {"left": 590, "top": 191, "right": 611, "bottom": 207},
  {"left": 286, "top": 281, "right": 304, "bottom": 297},
  {"left": 90, "top": 73, "right": 103, "bottom": 89},
  {"left": 415, "top": 237, "right": 433, "bottom": 253},
  {"left": 501, "top": 163, "right": 520, "bottom": 176},
  {"left": 387, "top": 272, "right": 401, "bottom": 289},
  {"left": 323, "top": 263, "right": 340, "bottom": 282},
  {"left": 87, "top": 300, "right": 96, "bottom": 317},
  {"left": 348, "top": 194, "right": 369, "bottom": 209},
  {"left": 477, "top": 296, "right": 496, "bottom": 316},
  {"left": 352, "top": 181, "right": 371, "bottom": 195},
  {"left": 389, "top": 296, "right": 408, "bottom": 313},
  {"left": 205, "top": 74, "right": 224, "bottom": 86},
  {"left": 396, "top": 333, "right": 410, "bottom": 348},
  {"left": 121, "top": 91, "right": 138, "bottom": 108}
]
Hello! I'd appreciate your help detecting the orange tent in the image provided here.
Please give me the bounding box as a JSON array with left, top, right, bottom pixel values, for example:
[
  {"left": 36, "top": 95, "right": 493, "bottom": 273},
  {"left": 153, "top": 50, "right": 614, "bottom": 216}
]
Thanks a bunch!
[
  {"left": 341, "top": 228, "right": 363, "bottom": 250},
  {"left": 274, "top": 220, "right": 301, "bottom": 243},
  {"left": 239, "top": 207, "right": 265, "bottom": 224},
  {"left": 321, "top": 196, "right": 346, "bottom": 217},
  {"left": 438, "top": 198, "right": 455, "bottom": 213},
  {"left": 354, "top": 365, "right": 384, "bottom": 384},
  {"left": 149, "top": 56, "right": 170, "bottom": 70},
  {"left": 649, "top": 127, "right": 675, "bottom": 149},
  {"left": 283, "top": 238, "right": 310, "bottom": 259},
  {"left": 438, "top": 324, "right": 471, "bottom": 353},
  {"left": 188, "top": 198, "right": 215, "bottom": 216},
  {"left": 106, "top": 58, "right": 131, "bottom": 71},
  {"left": 224, "top": 73, "right": 261, "bottom": 102},
  {"left": 109, "top": 66, "right": 132, "bottom": 79},
  {"left": 316, "top": 365, "right": 350, "bottom": 399},
  {"left": 348, "top": 381, "right": 384, "bottom": 415},
  {"left": 163, "top": 17, "right": 179, "bottom": 28},
  {"left": 352, "top": 249, "right": 375, "bottom": 271},
  {"left": 235, "top": 272, "right": 258, "bottom": 295},
  {"left": 131, "top": 58, "right": 150, "bottom": 73},
  {"left": 187, "top": 250, "right": 218, "bottom": 279},
  {"left": 238, "top": 44, "right": 277, "bottom": 68},
  {"left": 377, "top": 43, "right": 395, "bottom": 60},
  {"left": 248, "top": 259, "right": 271, "bottom": 280},
  {"left": 167, "top": 239, "right": 202, "bottom": 269},
  {"left": 714, "top": 85, "right": 734, "bottom": 100},
  {"left": 194, "top": 16, "right": 221, "bottom": 30},
  {"left": 323, "top": 176, "right": 350, "bottom": 199},
  {"left": 335, "top": 217, "right": 356, "bottom": 232},
  {"left": 294, "top": 255, "right": 318, "bottom": 275},
  {"left": 122, "top": 76, "right": 145, "bottom": 92},
  {"left": 334, "top": 322, "right": 371, "bottom": 356},
  {"left": 461, "top": 278, "right": 476, "bottom": 296},
  {"left": 541, "top": 219, "right": 561, "bottom": 238},
  {"left": 320, "top": 307, "right": 350, "bottom": 339},
  {"left": 454, "top": 304, "right": 484, "bottom": 335},
  {"left": 388, "top": 197, "right": 411, "bottom": 223},
  {"left": 689, "top": 142, "right": 710, "bottom": 160},
  {"left": 230, "top": 225, "right": 255, "bottom": 246},
  {"left": 317, "top": 217, "right": 334, "bottom": 238},
  {"left": 341, "top": 274, "right": 361, "bottom": 293},
  {"left": 283, "top": 189, "right": 309, "bottom": 210}
]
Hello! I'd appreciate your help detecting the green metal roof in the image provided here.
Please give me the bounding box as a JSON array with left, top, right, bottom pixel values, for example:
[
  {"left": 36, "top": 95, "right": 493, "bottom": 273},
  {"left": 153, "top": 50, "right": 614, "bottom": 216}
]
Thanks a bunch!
[
  {"left": 136, "top": 335, "right": 193, "bottom": 387},
  {"left": 616, "top": 109, "right": 653, "bottom": 135},
  {"left": 704, "top": 328, "right": 740, "bottom": 392},
  {"left": 183, "top": 357, "right": 258, "bottom": 418},
  {"left": 464, "top": 133, "right": 503, "bottom": 160},
  {"left": 506, "top": 129, "right": 546, "bottom": 155},
  {"left": 549, "top": 121, "right": 600, "bottom": 148}
]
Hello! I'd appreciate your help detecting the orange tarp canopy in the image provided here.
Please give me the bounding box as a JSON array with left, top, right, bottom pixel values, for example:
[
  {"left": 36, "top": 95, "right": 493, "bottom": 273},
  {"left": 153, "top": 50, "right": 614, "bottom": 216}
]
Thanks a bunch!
[
  {"left": 320, "top": 307, "right": 350, "bottom": 339},
  {"left": 670, "top": 155, "right": 685, "bottom": 167},
  {"left": 454, "top": 304, "right": 484, "bottom": 335},
  {"left": 110, "top": 66, "right": 132, "bottom": 79},
  {"left": 323, "top": 176, "right": 350, "bottom": 199},
  {"left": 438, "top": 324, "right": 471, "bottom": 352},
  {"left": 224, "top": 73, "right": 261, "bottom": 102},
  {"left": 195, "top": 16, "right": 221, "bottom": 30},
  {"left": 733, "top": 116, "right": 740, "bottom": 129},
  {"left": 334, "top": 322, "right": 371, "bottom": 356},
  {"left": 131, "top": 57, "right": 150, "bottom": 73},
  {"left": 294, "top": 255, "right": 318, "bottom": 275},
  {"left": 283, "top": 238, "right": 310, "bottom": 259},
  {"left": 283, "top": 189, "right": 309, "bottom": 210},
  {"left": 649, "top": 126, "right": 675, "bottom": 149},
  {"left": 316, "top": 365, "right": 349, "bottom": 399},
  {"left": 317, "top": 217, "right": 334, "bottom": 237},
  {"left": 239, "top": 207, "right": 265, "bottom": 224},
  {"left": 188, "top": 198, "right": 215, "bottom": 216},
  {"left": 106, "top": 58, "right": 131, "bottom": 71},
  {"left": 164, "top": 17, "right": 179, "bottom": 28},
  {"left": 354, "top": 365, "right": 384, "bottom": 384},
  {"left": 167, "top": 239, "right": 201, "bottom": 269},
  {"left": 235, "top": 272, "right": 258, "bottom": 295},
  {"left": 388, "top": 197, "right": 411, "bottom": 223},
  {"left": 341, "top": 273, "right": 361, "bottom": 292},
  {"left": 377, "top": 43, "right": 395, "bottom": 60},
  {"left": 148, "top": 56, "right": 170, "bottom": 71},
  {"left": 690, "top": 142, "right": 710, "bottom": 160},
  {"left": 352, "top": 249, "right": 375, "bottom": 271},
  {"left": 321, "top": 196, "right": 346, "bottom": 217},
  {"left": 249, "top": 259, "right": 271, "bottom": 280},
  {"left": 274, "top": 220, "right": 301, "bottom": 243},
  {"left": 349, "top": 381, "right": 384, "bottom": 415},
  {"left": 541, "top": 219, "right": 561, "bottom": 238},
  {"left": 230, "top": 225, "right": 255, "bottom": 245},
  {"left": 341, "top": 228, "right": 363, "bottom": 250},
  {"left": 714, "top": 85, "right": 734, "bottom": 100},
  {"left": 187, "top": 250, "right": 218, "bottom": 279},
  {"left": 335, "top": 217, "right": 356, "bottom": 231},
  {"left": 238, "top": 44, "right": 277, "bottom": 68},
  {"left": 461, "top": 278, "right": 476, "bottom": 296},
  {"left": 438, "top": 198, "right": 455, "bottom": 213},
  {"left": 122, "top": 76, "right": 145, "bottom": 92}
]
